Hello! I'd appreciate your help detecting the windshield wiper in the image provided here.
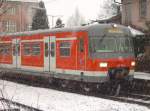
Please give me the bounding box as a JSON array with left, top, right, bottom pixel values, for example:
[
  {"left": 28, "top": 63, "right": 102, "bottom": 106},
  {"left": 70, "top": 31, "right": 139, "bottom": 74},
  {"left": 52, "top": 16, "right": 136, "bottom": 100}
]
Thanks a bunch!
[{"left": 98, "top": 34, "right": 106, "bottom": 43}]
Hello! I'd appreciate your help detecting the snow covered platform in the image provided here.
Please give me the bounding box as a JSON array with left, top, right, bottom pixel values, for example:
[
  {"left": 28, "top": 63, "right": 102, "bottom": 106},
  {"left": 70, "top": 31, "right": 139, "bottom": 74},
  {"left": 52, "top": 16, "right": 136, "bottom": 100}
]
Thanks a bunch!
[
  {"left": 134, "top": 72, "right": 150, "bottom": 80},
  {"left": 0, "top": 80, "right": 149, "bottom": 111}
]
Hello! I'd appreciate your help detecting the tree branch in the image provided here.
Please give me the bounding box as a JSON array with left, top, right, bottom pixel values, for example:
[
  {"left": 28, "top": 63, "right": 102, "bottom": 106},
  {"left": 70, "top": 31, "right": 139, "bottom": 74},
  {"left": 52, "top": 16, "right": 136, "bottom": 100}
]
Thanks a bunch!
[{"left": 0, "top": 0, "right": 14, "bottom": 19}]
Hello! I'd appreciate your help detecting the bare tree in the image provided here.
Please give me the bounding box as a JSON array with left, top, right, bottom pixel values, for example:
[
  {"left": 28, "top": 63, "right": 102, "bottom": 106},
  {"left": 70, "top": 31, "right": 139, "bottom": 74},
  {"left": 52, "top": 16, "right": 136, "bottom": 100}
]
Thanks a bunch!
[
  {"left": 0, "top": 0, "right": 10, "bottom": 18},
  {"left": 98, "top": 0, "right": 120, "bottom": 19},
  {"left": 0, "top": 0, "right": 17, "bottom": 21},
  {"left": 0, "top": 0, "right": 6, "bottom": 17},
  {"left": 66, "top": 7, "right": 86, "bottom": 27},
  {"left": 0, "top": 0, "right": 6, "bottom": 8}
]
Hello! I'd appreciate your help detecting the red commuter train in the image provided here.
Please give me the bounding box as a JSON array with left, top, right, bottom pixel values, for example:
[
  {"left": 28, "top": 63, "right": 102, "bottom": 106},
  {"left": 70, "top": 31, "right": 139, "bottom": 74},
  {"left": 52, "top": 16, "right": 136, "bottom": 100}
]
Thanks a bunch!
[{"left": 0, "top": 24, "right": 135, "bottom": 84}]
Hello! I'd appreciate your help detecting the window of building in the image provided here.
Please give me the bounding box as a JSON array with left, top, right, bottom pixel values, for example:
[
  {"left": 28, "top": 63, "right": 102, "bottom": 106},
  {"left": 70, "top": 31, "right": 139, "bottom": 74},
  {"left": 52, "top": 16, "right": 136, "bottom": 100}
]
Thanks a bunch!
[
  {"left": 0, "top": 44, "right": 12, "bottom": 55},
  {"left": 126, "top": 0, "right": 132, "bottom": 3},
  {"left": 32, "top": 43, "right": 41, "bottom": 55},
  {"left": 27, "top": 24, "right": 32, "bottom": 31},
  {"left": 28, "top": 7, "right": 34, "bottom": 17},
  {"left": 60, "top": 42, "right": 71, "bottom": 57},
  {"left": 5, "top": 20, "right": 17, "bottom": 33},
  {"left": 7, "top": 7, "right": 16, "bottom": 15},
  {"left": 124, "top": 0, "right": 132, "bottom": 25},
  {"left": 139, "top": 0, "right": 147, "bottom": 18}
]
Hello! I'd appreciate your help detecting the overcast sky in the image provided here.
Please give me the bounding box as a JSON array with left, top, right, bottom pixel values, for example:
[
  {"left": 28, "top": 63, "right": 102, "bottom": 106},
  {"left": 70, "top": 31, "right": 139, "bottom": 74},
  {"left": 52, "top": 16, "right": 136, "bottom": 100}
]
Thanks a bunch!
[{"left": 40, "top": 0, "right": 104, "bottom": 27}]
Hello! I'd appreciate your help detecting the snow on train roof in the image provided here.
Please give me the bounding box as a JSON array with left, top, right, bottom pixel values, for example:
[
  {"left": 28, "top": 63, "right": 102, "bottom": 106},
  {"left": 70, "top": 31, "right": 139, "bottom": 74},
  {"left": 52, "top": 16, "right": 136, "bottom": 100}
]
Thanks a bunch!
[{"left": 0, "top": 24, "right": 131, "bottom": 37}]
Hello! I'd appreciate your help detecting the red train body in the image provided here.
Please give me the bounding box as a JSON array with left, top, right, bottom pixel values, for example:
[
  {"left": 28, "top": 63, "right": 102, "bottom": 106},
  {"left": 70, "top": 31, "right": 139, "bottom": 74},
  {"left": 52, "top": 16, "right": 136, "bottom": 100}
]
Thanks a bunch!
[{"left": 0, "top": 24, "right": 135, "bottom": 83}]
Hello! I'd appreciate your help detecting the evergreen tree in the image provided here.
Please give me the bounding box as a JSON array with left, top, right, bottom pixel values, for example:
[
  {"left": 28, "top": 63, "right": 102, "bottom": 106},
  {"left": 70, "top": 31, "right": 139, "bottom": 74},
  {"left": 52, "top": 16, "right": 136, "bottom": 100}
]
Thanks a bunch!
[
  {"left": 55, "top": 18, "right": 64, "bottom": 28},
  {"left": 32, "top": 1, "right": 49, "bottom": 30}
]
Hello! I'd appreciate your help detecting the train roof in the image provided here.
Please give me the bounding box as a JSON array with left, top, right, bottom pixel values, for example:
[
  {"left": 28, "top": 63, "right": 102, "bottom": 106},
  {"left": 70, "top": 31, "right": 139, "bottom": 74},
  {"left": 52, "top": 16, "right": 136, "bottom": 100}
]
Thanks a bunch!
[{"left": 0, "top": 24, "right": 131, "bottom": 37}]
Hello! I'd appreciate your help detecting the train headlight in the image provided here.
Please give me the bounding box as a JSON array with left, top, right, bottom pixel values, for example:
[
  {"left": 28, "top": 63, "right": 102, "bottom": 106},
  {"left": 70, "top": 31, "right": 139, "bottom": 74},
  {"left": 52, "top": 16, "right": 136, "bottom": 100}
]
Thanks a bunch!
[
  {"left": 113, "top": 24, "right": 117, "bottom": 28},
  {"left": 131, "top": 61, "right": 135, "bottom": 66},
  {"left": 99, "top": 62, "right": 108, "bottom": 68}
]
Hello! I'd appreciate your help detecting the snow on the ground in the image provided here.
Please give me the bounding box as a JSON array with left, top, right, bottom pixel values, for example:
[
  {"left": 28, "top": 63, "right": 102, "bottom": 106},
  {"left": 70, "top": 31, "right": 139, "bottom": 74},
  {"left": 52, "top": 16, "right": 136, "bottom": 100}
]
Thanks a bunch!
[
  {"left": 134, "top": 72, "right": 150, "bottom": 80},
  {"left": 0, "top": 80, "right": 149, "bottom": 111}
]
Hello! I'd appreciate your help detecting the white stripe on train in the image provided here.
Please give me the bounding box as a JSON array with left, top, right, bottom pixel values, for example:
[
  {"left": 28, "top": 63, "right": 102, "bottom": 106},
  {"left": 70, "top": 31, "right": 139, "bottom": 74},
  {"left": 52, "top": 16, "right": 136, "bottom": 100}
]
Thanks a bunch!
[{"left": 0, "top": 64, "right": 134, "bottom": 77}]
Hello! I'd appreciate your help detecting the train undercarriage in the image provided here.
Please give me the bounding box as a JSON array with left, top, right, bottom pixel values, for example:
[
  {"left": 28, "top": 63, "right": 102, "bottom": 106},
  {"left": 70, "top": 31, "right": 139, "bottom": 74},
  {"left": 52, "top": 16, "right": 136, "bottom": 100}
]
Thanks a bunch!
[{"left": 0, "top": 67, "right": 135, "bottom": 96}]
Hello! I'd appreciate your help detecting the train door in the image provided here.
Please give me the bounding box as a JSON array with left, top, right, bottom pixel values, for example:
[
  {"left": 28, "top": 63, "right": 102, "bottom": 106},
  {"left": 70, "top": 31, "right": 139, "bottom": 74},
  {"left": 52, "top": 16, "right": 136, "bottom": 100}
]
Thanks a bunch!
[
  {"left": 44, "top": 36, "right": 56, "bottom": 72},
  {"left": 44, "top": 37, "right": 50, "bottom": 72},
  {"left": 78, "top": 37, "right": 86, "bottom": 70},
  {"left": 12, "top": 39, "right": 21, "bottom": 68},
  {"left": 49, "top": 36, "right": 56, "bottom": 72}
]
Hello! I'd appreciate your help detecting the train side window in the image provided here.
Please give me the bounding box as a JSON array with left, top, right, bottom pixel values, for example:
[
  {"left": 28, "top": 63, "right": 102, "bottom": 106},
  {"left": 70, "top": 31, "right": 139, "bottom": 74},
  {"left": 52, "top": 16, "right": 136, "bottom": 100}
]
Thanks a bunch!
[
  {"left": 79, "top": 38, "right": 84, "bottom": 52},
  {"left": 50, "top": 42, "right": 55, "bottom": 57},
  {"left": 60, "top": 42, "right": 71, "bottom": 57},
  {"left": 45, "top": 43, "right": 48, "bottom": 57},
  {"left": 0, "top": 44, "right": 11, "bottom": 55},
  {"left": 32, "top": 43, "right": 40, "bottom": 56},
  {"left": 23, "top": 43, "right": 31, "bottom": 55},
  {"left": 6, "top": 44, "right": 11, "bottom": 55}
]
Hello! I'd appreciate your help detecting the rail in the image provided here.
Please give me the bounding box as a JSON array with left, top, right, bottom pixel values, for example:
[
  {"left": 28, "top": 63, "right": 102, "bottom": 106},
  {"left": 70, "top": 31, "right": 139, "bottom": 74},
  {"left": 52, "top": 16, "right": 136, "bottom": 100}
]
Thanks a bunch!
[{"left": 0, "top": 97, "right": 43, "bottom": 111}]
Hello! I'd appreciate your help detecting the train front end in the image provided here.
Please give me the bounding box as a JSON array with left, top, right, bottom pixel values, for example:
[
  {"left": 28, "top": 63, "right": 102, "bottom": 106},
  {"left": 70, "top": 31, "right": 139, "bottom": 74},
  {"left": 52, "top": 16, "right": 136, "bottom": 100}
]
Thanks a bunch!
[{"left": 87, "top": 24, "right": 135, "bottom": 82}]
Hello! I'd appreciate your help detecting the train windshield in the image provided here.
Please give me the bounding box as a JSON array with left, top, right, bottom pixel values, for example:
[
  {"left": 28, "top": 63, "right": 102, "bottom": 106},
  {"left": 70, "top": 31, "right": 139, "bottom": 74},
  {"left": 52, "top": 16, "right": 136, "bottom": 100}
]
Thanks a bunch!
[{"left": 89, "top": 37, "right": 134, "bottom": 53}]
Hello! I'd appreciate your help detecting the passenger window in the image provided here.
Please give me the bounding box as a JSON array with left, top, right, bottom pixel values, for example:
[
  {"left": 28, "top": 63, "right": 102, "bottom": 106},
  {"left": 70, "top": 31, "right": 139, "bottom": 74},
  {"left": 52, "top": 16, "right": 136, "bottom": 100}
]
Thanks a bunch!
[
  {"left": 23, "top": 43, "right": 31, "bottom": 55},
  {"left": 79, "top": 38, "right": 84, "bottom": 52},
  {"left": 0, "top": 43, "right": 11, "bottom": 55},
  {"left": 50, "top": 42, "right": 55, "bottom": 57},
  {"left": 60, "top": 42, "right": 71, "bottom": 57},
  {"left": 32, "top": 43, "right": 40, "bottom": 56},
  {"left": 5, "top": 45, "right": 11, "bottom": 55},
  {"left": 45, "top": 43, "right": 48, "bottom": 57}
]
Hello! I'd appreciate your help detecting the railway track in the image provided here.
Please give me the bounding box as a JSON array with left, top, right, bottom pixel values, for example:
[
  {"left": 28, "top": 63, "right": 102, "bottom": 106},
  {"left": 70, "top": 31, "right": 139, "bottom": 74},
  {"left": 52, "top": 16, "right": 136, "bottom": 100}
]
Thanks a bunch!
[
  {"left": 107, "top": 93, "right": 150, "bottom": 107},
  {"left": 50, "top": 81, "right": 150, "bottom": 108},
  {"left": 0, "top": 97, "right": 43, "bottom": 111}
]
